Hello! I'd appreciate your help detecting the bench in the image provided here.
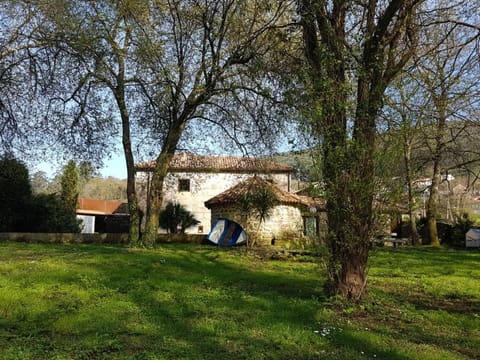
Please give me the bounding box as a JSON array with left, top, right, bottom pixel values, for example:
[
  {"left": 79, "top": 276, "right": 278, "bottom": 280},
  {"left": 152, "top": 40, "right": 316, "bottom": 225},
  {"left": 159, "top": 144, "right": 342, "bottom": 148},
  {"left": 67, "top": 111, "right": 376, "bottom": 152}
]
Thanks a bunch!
[{"left": 384, "top": 237, "right": 409, "bottom": 248}]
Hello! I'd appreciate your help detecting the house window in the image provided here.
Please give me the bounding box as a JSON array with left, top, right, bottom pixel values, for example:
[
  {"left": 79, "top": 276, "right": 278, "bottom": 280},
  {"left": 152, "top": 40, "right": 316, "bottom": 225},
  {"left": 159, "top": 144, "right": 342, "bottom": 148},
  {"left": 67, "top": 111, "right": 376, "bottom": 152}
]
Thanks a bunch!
[{"left": 178, "top": 179, "right": 190, "bottom": 192}]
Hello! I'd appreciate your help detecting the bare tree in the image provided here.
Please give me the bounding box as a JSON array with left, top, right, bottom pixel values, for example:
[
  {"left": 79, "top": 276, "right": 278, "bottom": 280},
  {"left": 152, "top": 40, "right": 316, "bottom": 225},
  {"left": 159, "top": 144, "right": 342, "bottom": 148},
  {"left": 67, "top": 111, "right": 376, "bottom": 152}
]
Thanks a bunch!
[
  {"left": 413, "top": 3, "right": 480, "bottom": 245},
  {"left": 382, "top": 72, "right": 429, "bottom": 245}
]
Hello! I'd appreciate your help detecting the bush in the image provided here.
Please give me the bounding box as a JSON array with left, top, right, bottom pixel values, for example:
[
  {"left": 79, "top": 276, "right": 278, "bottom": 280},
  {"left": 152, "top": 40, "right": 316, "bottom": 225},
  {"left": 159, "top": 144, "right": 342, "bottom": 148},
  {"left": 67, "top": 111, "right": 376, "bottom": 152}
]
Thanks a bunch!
[
  {"left": 0, "top": 156, "right": 32, "bottom": 232},
  {"left": 446, "top": 213, "right": 473, "bottom": 248},
  {"left": 159, "top": 202, "right": 200, "bottom": 234},
  {"left": 29, "top": 194, "right": 81, "bottom": 233},
  {"left": 0, "top": 155, "right": 80, "bottom": 233}
]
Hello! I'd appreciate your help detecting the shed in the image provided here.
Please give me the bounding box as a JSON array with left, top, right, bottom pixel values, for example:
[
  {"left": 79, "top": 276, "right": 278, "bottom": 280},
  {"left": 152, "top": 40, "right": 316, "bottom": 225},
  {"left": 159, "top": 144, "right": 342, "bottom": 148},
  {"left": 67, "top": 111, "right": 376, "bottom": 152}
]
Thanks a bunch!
[
  {"left": 76, "top": 198, "right": 129, "bottom": 233},
  {"left": 205, "top": 176, "right": 324, "bottom": 246}
]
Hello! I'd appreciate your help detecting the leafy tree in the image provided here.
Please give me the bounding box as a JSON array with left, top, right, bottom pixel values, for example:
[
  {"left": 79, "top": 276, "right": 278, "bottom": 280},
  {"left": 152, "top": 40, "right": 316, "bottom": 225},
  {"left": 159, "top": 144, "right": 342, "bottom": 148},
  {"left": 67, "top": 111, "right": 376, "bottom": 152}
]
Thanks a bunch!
[
  {"left": 383, "top": 2, "right": 480, "bottom": 246},
  {"left": 18, "top": 0, "right": 293, "bottom": 246},
  {"left": 0, "top": 155, "right": 32, "bottom": 232},
  {"left": 30, "top": 171, "right": 50, "bottom": 194},
  {"left": 298, "top": 0, "right": 423, "bottom": 298},
  {"left": 159, "top": 202, "right": 199, "bottom": 234},
  {"left": 381, "top": 73, "right": 428, "bottom": 245},
  {"left": 238, "top": 183, "right": 279, "bottom": 247},
  {"left": 80, "top": 176, "right": 127, "bottom": 201},
  {"left": 60, "top": 160, "right": 80, "bottom": 214},
  {"left": 33, "top": 0, "right": 160, "bottom": 246},
  {"left": 0, "top": 2, "right": 41, "bottom": 153},
  {"left": 138, "top": 0, "right": 293, "bottom": 245}
]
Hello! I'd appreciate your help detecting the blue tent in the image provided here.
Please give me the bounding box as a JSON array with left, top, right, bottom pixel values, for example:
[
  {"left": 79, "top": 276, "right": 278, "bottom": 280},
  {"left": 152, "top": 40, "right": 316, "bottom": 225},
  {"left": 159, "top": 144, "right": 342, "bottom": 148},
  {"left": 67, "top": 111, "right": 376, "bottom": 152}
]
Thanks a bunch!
[{"left": 207, "top": 218, "right": 247, "bottom": 246}]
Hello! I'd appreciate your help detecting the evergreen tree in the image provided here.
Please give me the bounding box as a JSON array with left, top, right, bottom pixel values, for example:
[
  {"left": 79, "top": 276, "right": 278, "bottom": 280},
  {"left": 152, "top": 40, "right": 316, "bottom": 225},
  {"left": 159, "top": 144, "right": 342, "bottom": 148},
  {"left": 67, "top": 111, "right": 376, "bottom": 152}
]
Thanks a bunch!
[
  {"left": 60, "top": 160, "right": 80, "bottom": 213},
  {"left": 0, "top": 155, "right": 32, "bottom": 231}
]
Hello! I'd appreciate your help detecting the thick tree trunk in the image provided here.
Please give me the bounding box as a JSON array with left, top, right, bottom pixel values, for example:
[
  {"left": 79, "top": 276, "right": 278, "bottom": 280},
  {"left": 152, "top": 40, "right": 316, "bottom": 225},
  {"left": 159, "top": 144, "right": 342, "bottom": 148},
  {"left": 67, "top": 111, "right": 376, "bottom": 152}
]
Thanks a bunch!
[
  {"left": 143, "top": 152, "right": 173, "bottom": 246},
  {"left": 336, "top": 250, "right": 369, "bottom": 298},
  {"left": 299, "top": 0, "right": 419, "bottom": 298},
  {"left": 143, "top": 121, "right": 187, "bottom": 246}
]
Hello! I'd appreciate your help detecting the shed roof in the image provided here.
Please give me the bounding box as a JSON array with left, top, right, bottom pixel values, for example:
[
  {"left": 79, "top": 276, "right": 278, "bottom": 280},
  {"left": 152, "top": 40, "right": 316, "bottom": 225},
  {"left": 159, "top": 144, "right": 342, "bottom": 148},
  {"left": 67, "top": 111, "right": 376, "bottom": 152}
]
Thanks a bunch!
[
  {"left": 205, "top": 176, "right": 319, "bottom": 209},
  {"left": 135, "top": 153, "right": 293, "bottom": 174},
  {"left": 76, "top": 198, "right": 128, "bottom": 215}
]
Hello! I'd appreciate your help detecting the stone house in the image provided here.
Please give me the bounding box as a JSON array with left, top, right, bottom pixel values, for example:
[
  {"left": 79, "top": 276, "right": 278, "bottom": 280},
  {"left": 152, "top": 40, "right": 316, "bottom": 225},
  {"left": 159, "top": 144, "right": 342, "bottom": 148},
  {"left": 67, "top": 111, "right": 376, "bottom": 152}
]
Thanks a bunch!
[
  {"left": 204, "top": 176, "right": 325, "bottom": 246},
  {"left": 135, "top": 153, "right": 294, "bottom": 234}
]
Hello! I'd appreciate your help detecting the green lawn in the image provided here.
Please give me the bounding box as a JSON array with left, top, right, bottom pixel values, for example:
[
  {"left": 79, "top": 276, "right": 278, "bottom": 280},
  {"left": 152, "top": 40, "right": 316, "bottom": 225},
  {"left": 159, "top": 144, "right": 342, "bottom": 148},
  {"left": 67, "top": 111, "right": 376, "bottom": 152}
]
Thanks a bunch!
[{"left": 0, "top": 242, "right": 478, "bottom": 359}]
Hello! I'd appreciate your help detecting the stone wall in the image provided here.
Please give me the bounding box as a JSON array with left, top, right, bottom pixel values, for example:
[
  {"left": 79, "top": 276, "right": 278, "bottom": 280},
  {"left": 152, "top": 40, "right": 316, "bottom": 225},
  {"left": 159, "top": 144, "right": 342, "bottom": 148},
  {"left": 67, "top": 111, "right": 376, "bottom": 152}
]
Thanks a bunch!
[
  {"left": 210, "top": 204, "right": 304, "bottom": 246},
  {"left": 0, "top": 233, "right": 205, "bottom": 245},
  {"left": 136, "top": 171, "right": 290, "bottom": 234}
]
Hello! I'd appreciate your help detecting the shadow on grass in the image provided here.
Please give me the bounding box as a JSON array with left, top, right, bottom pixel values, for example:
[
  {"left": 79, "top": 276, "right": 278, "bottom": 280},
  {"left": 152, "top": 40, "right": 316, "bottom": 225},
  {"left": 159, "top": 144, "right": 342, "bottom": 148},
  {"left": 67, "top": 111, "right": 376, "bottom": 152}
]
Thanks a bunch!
[
  {"left": 0, "top": 243, "right": 330, "bottom": 359},
  {"left": 97, "top": 247, "right": 326, "bottom": 358},
  {"left": 2, "top": 243, "right": 478, "bottom": 359}
]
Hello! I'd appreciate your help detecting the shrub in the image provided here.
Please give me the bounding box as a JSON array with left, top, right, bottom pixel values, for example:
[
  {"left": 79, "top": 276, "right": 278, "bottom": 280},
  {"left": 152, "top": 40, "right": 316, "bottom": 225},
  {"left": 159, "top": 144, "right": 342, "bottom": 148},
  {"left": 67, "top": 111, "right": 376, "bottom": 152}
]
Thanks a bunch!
[
  {"left": 159, "top": 202, "right": 200, "bottom": 234},
  {"left": 447, "top": 213, "right": 473, "bottom": 248},
  {"left": 0, "top": 156, "right": 32, "bottom": 232},
  {"left": 29, "top": 193, "right": 81, "bottom": 233}
]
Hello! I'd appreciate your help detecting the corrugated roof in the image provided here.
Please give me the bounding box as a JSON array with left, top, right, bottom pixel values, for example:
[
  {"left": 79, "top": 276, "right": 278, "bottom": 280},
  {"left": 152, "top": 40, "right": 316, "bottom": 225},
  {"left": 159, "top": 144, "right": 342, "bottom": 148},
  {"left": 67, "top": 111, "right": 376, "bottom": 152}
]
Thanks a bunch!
[
  {"left": 77, "top": 198, "right": 128, "bottom": 215},
  {"left": 205, "top": 176, "right": 311, "bottom": 208},
  {"left": 135, "top": 153, "right": 293, "bottom": 173}
]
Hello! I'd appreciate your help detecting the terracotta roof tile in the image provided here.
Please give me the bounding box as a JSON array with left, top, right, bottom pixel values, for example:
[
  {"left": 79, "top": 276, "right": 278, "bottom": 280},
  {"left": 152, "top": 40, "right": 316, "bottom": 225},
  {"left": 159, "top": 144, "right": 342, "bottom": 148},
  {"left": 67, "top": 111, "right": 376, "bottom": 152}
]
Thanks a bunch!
[
  {"left": 135, "top": 153, "right": 293, "bottom": 173},
  {"left": 205, "top": 176, "right": 310, "bottom": 208}
]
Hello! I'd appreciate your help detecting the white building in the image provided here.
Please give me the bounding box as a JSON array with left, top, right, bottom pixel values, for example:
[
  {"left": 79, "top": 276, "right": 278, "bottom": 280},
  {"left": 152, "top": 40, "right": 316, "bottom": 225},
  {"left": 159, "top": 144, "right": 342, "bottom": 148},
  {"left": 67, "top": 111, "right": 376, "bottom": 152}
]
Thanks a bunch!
[{"left": 135, "top": 153, "right": 294, "bottom": 234}]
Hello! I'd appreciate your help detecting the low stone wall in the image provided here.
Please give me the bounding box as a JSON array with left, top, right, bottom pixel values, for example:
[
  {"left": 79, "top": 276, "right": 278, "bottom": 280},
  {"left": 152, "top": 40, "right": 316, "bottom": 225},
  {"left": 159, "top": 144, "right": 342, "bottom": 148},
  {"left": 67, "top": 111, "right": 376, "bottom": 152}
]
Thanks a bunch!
[{"left": 0, "top": 232, "right": 206, "bottom": 245}]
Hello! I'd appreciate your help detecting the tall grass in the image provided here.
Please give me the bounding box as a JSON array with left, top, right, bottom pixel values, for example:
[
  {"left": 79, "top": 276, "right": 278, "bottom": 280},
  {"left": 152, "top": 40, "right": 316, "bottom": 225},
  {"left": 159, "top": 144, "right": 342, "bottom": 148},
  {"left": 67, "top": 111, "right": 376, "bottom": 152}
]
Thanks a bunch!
[{"left": 0, "top": 243, "right": 478, "bottom": 359}]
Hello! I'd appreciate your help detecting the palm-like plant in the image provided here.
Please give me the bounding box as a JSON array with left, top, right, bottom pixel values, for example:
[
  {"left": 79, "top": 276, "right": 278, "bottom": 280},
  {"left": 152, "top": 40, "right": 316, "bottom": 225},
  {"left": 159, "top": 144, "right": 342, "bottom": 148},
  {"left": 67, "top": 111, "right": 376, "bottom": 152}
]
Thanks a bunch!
[{"left": 159, "top": 202, "right": 200, "bottom": 234}]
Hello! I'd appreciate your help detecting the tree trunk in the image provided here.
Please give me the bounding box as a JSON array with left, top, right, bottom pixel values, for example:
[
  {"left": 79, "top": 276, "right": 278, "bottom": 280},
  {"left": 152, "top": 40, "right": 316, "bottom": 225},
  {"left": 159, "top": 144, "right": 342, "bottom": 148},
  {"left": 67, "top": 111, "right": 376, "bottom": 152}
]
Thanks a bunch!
[
  {"left": 119, "top": 106, "right": 141, "bottom": 246},
  {"left": 143, "top": 120, "right": 187, "bottom": 246},
  {"left": 336, "top": 250, "right": 369, "bottom": 298},
  {"left": 404, "top": 137, "right": 420, "bottom": 245},
  {"left": 143, "top": 152, "right": 172, "bottom": 246},
  {"left": 426, "top": 116, "right": 446, "bottom": 246},
  {"left": 426, "top": 167, "right": 440, "bottom": 246},
  {"left": 113, "top": 67, "right": 141, "bottom": 246},
  {"left": 299, "top": 0, "right": 419, "bottom": 298}
]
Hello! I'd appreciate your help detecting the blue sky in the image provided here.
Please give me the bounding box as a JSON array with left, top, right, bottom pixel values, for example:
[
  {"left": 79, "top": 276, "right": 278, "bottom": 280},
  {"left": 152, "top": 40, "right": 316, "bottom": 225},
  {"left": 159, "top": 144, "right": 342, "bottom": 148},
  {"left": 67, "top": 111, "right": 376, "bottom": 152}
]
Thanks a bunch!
[
  {"left": 100, "top": 153, "right": 127, "bottom": 178},
  {"left": 31, "top": 150, "right": 127, "bottom": 180}
]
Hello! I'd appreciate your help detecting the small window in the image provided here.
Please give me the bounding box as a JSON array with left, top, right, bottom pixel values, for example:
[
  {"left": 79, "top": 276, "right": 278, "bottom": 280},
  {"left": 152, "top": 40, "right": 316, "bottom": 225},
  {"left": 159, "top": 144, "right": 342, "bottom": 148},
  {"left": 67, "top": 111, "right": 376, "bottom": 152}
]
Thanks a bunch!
[{"left": 178, "top": 179, "right": 190, "bottom": 192}]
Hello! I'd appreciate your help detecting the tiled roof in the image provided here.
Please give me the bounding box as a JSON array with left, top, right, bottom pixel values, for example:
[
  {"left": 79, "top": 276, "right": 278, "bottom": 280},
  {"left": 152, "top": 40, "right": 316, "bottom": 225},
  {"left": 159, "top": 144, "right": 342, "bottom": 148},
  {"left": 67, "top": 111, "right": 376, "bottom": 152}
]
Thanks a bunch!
[
  {"left": 135, "top": 153, "right": 293, "bottom": 173},
  {"left": 205, "top": 176, "right": 311, "bottom": 208}
]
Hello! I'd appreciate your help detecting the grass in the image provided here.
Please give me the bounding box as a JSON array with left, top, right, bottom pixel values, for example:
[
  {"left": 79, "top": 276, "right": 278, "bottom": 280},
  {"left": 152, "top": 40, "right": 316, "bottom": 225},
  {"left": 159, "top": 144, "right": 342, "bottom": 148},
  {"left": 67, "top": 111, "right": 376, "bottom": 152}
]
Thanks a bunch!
[{"left": 0, "top": 243, "right": 478, "bottom": 359}]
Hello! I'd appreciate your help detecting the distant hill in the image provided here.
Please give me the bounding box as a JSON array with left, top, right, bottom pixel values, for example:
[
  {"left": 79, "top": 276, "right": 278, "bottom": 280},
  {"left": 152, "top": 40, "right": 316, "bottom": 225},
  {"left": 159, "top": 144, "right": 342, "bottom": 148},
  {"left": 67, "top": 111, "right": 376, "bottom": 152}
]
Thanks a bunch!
[{"left": 268, "top": 149, "right": 319, "bottom": 182}]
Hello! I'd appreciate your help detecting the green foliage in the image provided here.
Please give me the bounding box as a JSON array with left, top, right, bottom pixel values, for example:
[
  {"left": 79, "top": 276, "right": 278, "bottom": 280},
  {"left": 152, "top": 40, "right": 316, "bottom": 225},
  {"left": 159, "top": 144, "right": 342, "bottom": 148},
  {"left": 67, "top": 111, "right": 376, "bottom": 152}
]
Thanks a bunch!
[
  {"left": 29, "top": 193, "right": 80, "bottom": 233},
  {"left": 446, "top": 213, "right": 473, "bottom": 248},
  {"left": 60, "top": 160, "right": 80, "bottom": 213},
  {"left": 159, "top": 202, "right": 200, "bottom": 234},
  {"left": 270, "top": 150, "right": 319, "bottom": 182},
  {"left": 0, "top": 155, "right": 80, "bottom": 233},
  {"left": 80, "top": 176, "right": 127, "bottom": 201},
  {"left": 239, "top": 186, "right": 279, "bottom": 223},
  {"left": 0, "top": 155, "right": 32, "bottom": 232}
]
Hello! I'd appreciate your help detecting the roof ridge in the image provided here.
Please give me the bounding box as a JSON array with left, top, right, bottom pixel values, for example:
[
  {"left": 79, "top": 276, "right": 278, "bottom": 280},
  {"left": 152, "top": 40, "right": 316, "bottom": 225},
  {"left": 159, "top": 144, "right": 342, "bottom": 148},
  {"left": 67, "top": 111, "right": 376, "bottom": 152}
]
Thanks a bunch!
[{"left": 135, "top": 153, "right": 293, "bottom": 173}]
